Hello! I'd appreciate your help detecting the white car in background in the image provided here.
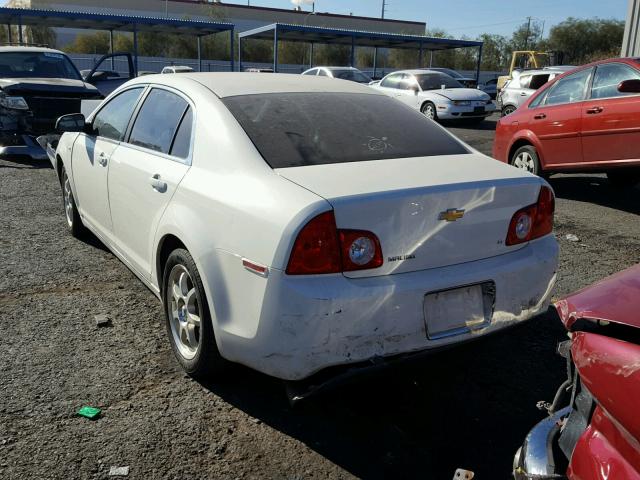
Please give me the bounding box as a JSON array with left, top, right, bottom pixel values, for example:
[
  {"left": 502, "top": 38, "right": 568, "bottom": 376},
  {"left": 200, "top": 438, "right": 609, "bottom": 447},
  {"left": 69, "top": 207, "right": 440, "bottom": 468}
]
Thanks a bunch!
[
  {"left": 371, "top": 69, "right": 496, "bottom": 122},
  {"left": 498, "top": 67, "right": 574, "bottom": 116},
  {"left": 161, "top": 65, "right": 194, "bottom": 74},
  {"left": 301, "top": 66, "right": 372, "bottom": 84},
  {"left": 52, "top": 73, "right": 558, "bottom": 382}
]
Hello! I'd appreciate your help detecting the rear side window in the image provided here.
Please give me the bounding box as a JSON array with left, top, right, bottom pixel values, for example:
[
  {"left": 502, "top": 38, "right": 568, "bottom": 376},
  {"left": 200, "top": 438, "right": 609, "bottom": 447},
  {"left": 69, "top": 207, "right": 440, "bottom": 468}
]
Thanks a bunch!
[
  {"left": 591, "top": 63, "right": 640, "bottom": 99},
  {"left": 129, "top": 88, "right": 188, "bottom": 154},
  {"left": 92, "top": 87, "right": 144, "bottom": 141},
  {"left": 545, "top": 68, "right": 592, "bottom": 106},
  {"left": 223, "top": 92, "right": 469, "bottom": 168},
  {"left": 529, "top": 74, "right": 550, "bottom": 90},
  {"left": 169, "top": 107, "right": 193, "bottom": 159},
  {"left": 380, "top": 74, "right": 401, "bottom": 88}
]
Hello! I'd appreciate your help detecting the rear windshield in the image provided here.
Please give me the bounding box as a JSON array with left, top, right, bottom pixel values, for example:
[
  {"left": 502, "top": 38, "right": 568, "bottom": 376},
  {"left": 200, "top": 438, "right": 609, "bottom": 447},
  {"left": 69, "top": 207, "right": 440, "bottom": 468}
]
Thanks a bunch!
[
  {"left": 223, "top": 93, "right": 468, "bottom": 168},
  {"left": 0, "top": 51, "right": 81, "bottom": 80}
]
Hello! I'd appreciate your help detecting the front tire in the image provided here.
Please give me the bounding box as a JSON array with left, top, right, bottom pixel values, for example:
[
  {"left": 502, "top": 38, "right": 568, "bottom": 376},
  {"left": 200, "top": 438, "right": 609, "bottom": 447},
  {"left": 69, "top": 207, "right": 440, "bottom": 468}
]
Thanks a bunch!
[
  {"left": 163, "top": 248, "right": 226, "bottom": 379},
  {"left": 421, "top": 102, "right": 438, "bottom": 121},
  {"left": 61, "top": 168, "right": 87, "bottom": 238},
  {"left": 607, "top": 169, "right": 640, "bottom": 188},
  {"left": 511, "top": 145, "right": 543, "bottom": 176}
]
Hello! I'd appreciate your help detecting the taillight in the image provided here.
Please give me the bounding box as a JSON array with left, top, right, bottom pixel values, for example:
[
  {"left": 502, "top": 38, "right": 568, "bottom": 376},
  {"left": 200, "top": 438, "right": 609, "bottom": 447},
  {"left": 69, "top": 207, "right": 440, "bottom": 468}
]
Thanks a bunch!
[
  {"left": 286, "top": 211, "right": 383, "bottom": 275},
  {"left": 506, "top": 186, "right": 555, "bottom": 246}
]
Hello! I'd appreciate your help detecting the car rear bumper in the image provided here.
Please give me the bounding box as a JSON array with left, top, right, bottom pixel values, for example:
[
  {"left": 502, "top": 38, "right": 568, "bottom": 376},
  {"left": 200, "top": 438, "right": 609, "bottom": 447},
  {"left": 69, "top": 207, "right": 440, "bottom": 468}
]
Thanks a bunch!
[
  {"left": 209, "top": 235, "right": 559, "bottom": 380},
  {"left": 0, "top": 133, "right": 48, "bottom": 161}
]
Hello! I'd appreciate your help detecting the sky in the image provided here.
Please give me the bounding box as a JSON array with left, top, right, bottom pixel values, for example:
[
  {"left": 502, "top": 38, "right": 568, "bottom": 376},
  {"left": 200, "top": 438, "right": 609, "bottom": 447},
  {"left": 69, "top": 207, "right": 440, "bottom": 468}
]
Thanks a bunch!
[{"left": 228, "top": 0, "right": 629, "bottom": 37}]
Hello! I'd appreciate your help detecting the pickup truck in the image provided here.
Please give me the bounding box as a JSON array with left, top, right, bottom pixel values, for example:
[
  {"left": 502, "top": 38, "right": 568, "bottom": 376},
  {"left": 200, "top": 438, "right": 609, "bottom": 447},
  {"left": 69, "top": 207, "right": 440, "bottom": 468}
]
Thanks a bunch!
[{"left": 0, "top": 46, "right": 133, "bottom": 161}]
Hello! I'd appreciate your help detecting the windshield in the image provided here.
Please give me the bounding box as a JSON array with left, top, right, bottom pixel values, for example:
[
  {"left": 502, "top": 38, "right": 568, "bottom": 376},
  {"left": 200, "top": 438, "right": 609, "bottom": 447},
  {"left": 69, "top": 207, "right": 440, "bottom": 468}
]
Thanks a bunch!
[
  {"left": 331, "top": 69, "right": 372, "bottom": 83},
  {"left": 0, "top": 51, "right": 81, "bottom": 80},
  {"left": 223, "top": 92, "right": 468, "bottom": 168},
  {"left": 416, "top": 73, "right": 464, "bottom": 90}
]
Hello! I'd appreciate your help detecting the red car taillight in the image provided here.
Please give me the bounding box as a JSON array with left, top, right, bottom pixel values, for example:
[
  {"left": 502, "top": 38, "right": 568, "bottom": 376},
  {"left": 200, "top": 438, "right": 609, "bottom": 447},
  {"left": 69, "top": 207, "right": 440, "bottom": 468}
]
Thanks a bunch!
[
  {"left": 286, "top": 211, "right": 383, "bottom": 275},
  {"left": 506, "top": 186, "right": 555, "bottom": 246}
]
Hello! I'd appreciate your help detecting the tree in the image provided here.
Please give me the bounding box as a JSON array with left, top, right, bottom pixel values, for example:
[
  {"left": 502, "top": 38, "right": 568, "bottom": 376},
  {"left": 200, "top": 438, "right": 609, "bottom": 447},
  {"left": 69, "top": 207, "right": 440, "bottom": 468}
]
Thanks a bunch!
[{"left": 546, "top": 17, "right": 624, "bottom": 64}]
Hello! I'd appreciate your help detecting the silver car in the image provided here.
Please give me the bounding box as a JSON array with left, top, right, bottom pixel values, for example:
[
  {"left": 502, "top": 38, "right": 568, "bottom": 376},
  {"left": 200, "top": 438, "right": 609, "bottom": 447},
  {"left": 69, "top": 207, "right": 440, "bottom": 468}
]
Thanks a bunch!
[
  {"left": 498, "top": 67, "right": 574, "bottom": 116},
  {"left": 301, "top": 66, "right": 372, "bottom": 84}
]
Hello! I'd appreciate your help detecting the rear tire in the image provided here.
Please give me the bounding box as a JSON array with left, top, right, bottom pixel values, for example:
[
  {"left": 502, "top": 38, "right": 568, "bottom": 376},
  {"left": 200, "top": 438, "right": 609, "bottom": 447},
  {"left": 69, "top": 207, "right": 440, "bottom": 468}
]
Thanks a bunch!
[
  {"left": 502, "top": 105, "right": 517, "bottom": 116},
  {"left": 61, "top": 168, "right": 87, "bottom": 239},
  {"left": 421, "top": 102, "right": 438, "bottom": 121},
  {"left": 511, "top": 145, "right": 543, "bottom": 177},
  {"left": 163, "top": 248, "right": 227, "bottom": 379},
  {"left": 607, "top": 169, "right": 640, "bottom": 188}
]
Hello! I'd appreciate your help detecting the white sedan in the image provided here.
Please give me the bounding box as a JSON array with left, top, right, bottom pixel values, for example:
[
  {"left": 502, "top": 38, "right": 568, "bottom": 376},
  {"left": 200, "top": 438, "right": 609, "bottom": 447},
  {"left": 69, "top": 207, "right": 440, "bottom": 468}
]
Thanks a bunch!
[
  {"left": 52, "top": 73, "right": 558, "bottom": 381},
  {"left": 371, "top": 69, "right": 496, "bottom": 122}
]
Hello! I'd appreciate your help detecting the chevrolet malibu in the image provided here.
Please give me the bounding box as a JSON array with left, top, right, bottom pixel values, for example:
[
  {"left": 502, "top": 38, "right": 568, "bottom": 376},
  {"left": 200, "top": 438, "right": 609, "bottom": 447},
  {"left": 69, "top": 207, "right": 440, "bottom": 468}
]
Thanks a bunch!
[{"left": 52, "top": 73, "right": 558, "bottom": 381}]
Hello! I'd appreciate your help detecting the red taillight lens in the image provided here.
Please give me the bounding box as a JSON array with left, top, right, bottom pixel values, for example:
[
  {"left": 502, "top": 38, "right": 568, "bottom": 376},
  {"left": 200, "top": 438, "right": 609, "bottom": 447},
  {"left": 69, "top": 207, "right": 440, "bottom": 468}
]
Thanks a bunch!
[
  {"left": 506, "top": 186, "right": 555, "bottom": 246},
  {"left": 286, "top": 211, "right": 341, "bottom": 275},
  {"left": 286, "top": 211, "right": 384, "bottom": 275},
  {"left": 339, "top": 230, "right": 383, "bottom": 272}
]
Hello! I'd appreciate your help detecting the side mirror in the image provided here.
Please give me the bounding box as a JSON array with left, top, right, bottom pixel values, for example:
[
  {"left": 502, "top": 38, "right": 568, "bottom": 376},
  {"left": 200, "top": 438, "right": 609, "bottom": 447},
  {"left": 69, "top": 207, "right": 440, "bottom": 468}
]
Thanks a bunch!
[
  {"left": 56, "top": 113, "right": 86, "bottom": 133},
  {"left": 618, "top": 79, "right": 640, "bottom": 93}
]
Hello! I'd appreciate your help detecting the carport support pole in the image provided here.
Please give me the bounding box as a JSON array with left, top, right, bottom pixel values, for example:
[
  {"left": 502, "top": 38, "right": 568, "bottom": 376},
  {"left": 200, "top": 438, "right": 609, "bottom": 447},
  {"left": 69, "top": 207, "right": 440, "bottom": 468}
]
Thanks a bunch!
[
  {"left": 132, "top": 25, "right": 138, "bottom": 77},
  {"left": 238, "top": 36, "right": 243, "bottom": 72},
  {"left": 109, "top": 30, "right": 114, "bottom": 70},
  {"left": 419, "top": 42, "right": 424, "bottom": 67},
  {"left": 476, "top": 43, "right": 483, "bottom": 82},
  {"left": 350, "top": 36, "right": 355, "bottom": 67},
  {"left": 373, "top": 47, "right": 377, "bottom": 78},
  {"left": 230, "top": 30, "right": 235, "bottom": 72},
  {"left": 429, "top": 50, "right": 434, "bottom": 67},
  {"left": 18, "top": 16, "right": 22, "bottom": 45},
  {"left": 273, "top": 26, "right": 278, "bottom": 73},
  {"left": 197, "top": 36, "right": 202, "bottom": 72},
  {"left": 7, "top": 24, "right": 11, "bottom": 44},
  {"left": 310, "top": 42, "right": 314, "bottom": 68}
]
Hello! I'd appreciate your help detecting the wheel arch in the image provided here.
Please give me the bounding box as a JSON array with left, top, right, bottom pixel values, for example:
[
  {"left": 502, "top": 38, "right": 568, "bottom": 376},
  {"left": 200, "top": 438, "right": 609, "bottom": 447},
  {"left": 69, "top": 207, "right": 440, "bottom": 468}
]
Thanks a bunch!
[
  {"left": 508, "top": 133, "right": 546, "bottom": 168},
  {"left": 156, "top": 233, "right": 188, "bottom": 296}
]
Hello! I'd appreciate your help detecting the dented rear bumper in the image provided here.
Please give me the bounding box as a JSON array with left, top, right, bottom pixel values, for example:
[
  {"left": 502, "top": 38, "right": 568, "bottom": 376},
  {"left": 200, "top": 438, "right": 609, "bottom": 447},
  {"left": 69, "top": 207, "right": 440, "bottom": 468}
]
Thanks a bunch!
[{"left": 212, "top": 235, "right": 559, "bottom": 381}]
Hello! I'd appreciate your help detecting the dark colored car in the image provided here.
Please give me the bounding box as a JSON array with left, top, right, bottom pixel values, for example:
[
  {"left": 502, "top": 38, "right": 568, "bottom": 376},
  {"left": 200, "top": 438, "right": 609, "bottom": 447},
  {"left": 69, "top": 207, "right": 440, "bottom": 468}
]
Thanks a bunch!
[
  {"left": 0, "top": 46, "right": 104, "bottom": 160},
  {"left": 514, "top": 264, "right": 640, "bottom": 480},
  {"left": 493, "top": 57, "right": 640, "bottom": 187}
]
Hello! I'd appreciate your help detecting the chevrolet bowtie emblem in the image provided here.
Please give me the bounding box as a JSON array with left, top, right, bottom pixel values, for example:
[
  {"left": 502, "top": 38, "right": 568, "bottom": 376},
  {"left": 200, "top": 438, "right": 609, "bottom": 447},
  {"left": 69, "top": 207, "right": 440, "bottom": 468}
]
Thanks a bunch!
[{"left": 438, "top": 208, "right": 465, "bottom": 222}]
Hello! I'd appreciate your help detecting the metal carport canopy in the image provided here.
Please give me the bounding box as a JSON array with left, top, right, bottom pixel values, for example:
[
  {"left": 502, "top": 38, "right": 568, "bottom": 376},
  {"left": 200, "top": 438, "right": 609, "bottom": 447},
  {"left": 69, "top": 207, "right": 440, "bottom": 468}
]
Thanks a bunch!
[
  {"left": 238, "top": 23, "right": 483, "bottom": 78},
  {"left": 0, "top": 7, "right": 235, "bottom": 72}
]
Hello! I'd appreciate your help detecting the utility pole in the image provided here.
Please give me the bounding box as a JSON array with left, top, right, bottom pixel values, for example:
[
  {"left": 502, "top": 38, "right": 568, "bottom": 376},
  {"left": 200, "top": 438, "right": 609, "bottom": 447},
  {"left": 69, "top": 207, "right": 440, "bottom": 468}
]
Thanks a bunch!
[
  {"left": 381, "top": 0, "right": 387, "bottom": 19},
  {"left": 523, "top": 16, "right": 532, "bottom": 50}
]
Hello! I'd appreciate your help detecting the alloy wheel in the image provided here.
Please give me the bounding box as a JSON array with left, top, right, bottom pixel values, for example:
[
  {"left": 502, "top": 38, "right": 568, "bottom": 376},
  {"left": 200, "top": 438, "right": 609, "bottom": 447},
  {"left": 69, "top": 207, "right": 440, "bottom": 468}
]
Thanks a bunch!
[
  {"left": 513, "top": 151, "right": 536, "bottom": 173},
  {"left": 63, "top": 175, "right": 74, "bottom": 227},
  {"left": 168, "top": 265, "right": 202, "bottom": 360}
]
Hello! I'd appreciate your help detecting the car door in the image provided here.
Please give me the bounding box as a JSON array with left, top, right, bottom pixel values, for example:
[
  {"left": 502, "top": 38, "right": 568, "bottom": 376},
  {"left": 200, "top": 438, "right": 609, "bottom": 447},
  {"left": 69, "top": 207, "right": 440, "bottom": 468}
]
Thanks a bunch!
[
  {"left": 393, "top": 74, "right": 421, "bottom": 109},
  {"left": 526, "top": 68, "right": 593, "bottom": 167},
  {"left": 107, "top": 87, "right": 193, "bottom": 278},
  {"left": 581, "top": 62, "right": 640, "bottom": 165},
  {"left": 72, "top": 86, "right": 145, "bottom": 238},
  {"left": 83, "top": 53, "right": 135, "bottom": 97}
]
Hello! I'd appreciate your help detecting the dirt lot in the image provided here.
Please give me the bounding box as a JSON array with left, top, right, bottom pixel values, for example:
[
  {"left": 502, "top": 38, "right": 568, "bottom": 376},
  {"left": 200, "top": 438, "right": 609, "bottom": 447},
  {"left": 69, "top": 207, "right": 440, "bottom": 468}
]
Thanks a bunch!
[{"left": 1, "top": 114, "right": 639, "bottom": 480}]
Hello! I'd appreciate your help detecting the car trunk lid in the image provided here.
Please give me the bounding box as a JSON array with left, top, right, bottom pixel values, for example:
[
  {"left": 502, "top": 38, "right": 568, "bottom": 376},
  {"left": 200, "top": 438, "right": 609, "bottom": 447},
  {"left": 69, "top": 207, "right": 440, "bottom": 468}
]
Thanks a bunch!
[{"left": 277, "top": 153, "right": 545, "bottom": 278}]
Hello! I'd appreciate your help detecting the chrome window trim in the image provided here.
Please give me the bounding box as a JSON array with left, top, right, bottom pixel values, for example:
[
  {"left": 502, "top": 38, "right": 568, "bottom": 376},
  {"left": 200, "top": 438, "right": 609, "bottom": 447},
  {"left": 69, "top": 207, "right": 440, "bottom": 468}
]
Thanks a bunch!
[{"left": 122, "top": 83, "right": 196, "bottom": 166}]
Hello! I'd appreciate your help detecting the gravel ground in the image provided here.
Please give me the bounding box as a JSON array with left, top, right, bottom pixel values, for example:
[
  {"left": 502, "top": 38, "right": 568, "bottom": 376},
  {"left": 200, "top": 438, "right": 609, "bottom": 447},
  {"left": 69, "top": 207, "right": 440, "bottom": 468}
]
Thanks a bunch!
[{"left": 1, "top": 113, "right": 639, "bottom": 480}]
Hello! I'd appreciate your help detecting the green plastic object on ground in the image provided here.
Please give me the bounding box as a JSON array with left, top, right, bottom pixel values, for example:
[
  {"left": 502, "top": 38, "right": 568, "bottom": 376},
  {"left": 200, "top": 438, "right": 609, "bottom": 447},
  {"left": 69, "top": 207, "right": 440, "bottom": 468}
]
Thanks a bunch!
[{"left": 77, "top": 406, "right": 101, "bottom": 419}]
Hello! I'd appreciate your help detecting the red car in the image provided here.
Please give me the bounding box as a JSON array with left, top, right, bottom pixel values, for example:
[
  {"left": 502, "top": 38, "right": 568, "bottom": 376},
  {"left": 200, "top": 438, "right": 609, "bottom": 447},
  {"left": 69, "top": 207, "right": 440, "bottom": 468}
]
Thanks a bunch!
[
  {"left": 513, "top": 264, "right": 640, "bottom": 480},
  {"left": 493, "top": 57, "right": 640, "bottom": 187}
]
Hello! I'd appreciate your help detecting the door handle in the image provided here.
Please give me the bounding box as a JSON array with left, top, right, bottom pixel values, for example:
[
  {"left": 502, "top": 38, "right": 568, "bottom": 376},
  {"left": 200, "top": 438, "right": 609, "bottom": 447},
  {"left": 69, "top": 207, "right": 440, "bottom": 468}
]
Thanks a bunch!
[
  {"left": 97, "top": 151, "right": 108, "bottom": 167},
  {"left": 520, "top": 92, "right": 528, "bottom": 96},
  {"left": 533, "top": 113, "right": 546, "bottom": 120},
  {"left": 586, "top": 106, "right": 604, "bottom": 114},
  {"left": 149, "top": 174, "right": 167, "bottom": 193}
]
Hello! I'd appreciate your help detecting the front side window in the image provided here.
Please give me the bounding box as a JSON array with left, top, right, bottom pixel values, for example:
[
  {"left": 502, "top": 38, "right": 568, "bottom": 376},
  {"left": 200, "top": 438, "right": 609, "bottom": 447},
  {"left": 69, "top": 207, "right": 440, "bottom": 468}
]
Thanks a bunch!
[
  {"left": 0, "top": 51, "right": 81, "bottom": 80},
  {"left": 591, "top": 63, "right": 640, "bottom": 99},
  {"left": 415, "top": 73, "right": 463, "bottom": 90},
  {"left": 380, "top": 74, "right": 402, "bottom": 89},
  {"left": 544, "top": 68, "right": 592, "bottom": 106},
  {"left": 92, "top": 87, "right": 144, "bottom": 141},
  {"left": 302, "top": 69, "right": 317, "bottom": 76},
  {"left": 223, "top": 92, "right": 469, "bottom": 168},
  {"left": 129, "top": 89, "right": 189, "bottom": 154},
  {"left": 317, "top": 69, "right": 329, "bottom": 77}
]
